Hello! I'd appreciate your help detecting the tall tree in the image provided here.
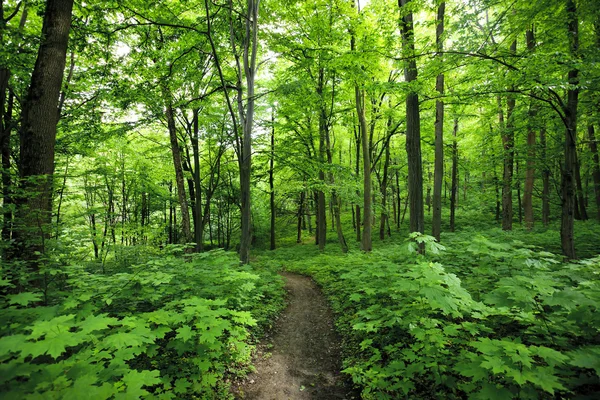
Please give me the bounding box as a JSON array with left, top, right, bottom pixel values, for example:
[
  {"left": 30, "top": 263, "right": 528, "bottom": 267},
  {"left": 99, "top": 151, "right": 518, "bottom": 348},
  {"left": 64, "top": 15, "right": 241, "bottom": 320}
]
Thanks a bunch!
[
  {"left": 523, "top": 27, "right": 537, "bottom": 230},
  {"left": 432, "top": 0, "right": 445, "bottom": 242},
  {"left": 14, "top": 0, "right": 75, "bottom": 259},
  {"left": 399, "top": 0, "right": 424, "bottom": 251},
  {"left": 588, "top": 125, "right": 600, "bottom": 222},
  {"left": 561, "top": 0, "right": 579, "bottom": 259}
]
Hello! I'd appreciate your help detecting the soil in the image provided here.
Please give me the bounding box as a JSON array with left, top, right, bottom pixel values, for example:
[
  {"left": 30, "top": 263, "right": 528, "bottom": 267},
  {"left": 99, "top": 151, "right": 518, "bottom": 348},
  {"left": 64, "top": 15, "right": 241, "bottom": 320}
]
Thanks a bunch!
[{"left": 233, "top": 272, "right": 351, "bottom": 400}]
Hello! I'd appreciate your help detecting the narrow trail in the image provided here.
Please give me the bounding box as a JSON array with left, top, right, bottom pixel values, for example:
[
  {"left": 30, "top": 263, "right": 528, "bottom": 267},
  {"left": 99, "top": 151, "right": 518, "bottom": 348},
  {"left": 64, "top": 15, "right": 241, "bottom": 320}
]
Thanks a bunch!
[{"left": 234, "top": 272, "right": 349, "bottom": 400}]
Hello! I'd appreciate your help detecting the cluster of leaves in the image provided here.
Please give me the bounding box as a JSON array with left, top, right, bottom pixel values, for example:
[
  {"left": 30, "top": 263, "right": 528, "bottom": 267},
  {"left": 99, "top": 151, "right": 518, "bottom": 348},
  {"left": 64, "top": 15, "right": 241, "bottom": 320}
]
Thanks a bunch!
[
  {"left": 0, "top": 248, "right": 285, "bottom": 399},
  {"left": 271, "top": 234, "right": 600, "bottom": 399}
]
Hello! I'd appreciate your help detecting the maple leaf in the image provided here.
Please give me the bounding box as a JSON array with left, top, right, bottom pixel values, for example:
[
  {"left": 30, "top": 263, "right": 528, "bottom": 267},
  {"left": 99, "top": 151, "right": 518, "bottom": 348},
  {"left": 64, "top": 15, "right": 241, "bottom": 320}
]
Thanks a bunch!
[
  {"left": 8, "top": 292, "right": 42, "bottom": 307},
  {"left": 79, "top": 314, "right": 120, "bottom": 334}
]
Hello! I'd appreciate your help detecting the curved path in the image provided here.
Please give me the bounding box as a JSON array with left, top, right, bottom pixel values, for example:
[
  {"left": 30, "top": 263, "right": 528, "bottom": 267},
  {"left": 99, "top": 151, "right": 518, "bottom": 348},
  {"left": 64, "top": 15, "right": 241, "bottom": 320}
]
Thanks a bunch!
[{"left": 234, "top": 272, "right": 349, "bottom": 399}]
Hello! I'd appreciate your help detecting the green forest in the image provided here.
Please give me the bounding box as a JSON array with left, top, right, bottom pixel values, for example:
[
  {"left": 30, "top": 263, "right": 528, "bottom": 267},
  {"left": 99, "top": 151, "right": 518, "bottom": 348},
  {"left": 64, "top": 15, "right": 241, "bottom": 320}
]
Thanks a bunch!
[{"left": 1, "top": 0, "right": 600, "bottom": 398}]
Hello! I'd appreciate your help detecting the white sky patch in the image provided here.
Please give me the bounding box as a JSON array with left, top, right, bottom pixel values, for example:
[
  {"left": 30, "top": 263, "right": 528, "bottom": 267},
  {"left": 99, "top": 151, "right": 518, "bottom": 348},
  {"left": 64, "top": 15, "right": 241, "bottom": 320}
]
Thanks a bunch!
[{"left": 114, "top": 42, "right": 131, "bottom": 58}]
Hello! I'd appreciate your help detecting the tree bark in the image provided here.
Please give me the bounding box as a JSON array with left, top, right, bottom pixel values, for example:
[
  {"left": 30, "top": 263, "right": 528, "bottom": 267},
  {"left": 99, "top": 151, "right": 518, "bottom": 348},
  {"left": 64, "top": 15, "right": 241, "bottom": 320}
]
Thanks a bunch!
[
  {"left": 400, "top": 0, "right": 424, "bottom": 252},
  {"left": 379, "top": 132, "right": 391, "bottom": 240},
  {"left": 450, "top": 118, "right": 458, "bottom": 232},
  {"left": 523, "top": 28, "right": 536, "bottom": 230},
  {"left": 14, "top": 0, "right": 74, "bottom": 259},
  {"left": 587, "top": 125, "right": 600, "bottom": 222},
  {"left": 540, "top": 128, "right": 550, "bottom": 226},
  {"left": 574, "top": 150, "right": 588, "bottom": 220},
  {"left": 356, "top": 87, "right": 371, "bottom": 251},
  {"left": 501, "top": 38, "right": 516, "bottom": 231},
  {"left": 269, "top": 110, "right": 276, "bottom": 250},
  {"left": 163, "top": 87, "right": 192, "bottom": 244},
  {"left": 432, "top": 1, "right": 445, "bottom": 242},
  {"left": 561, "top": 0, "right": 578, "bottom": 259}
]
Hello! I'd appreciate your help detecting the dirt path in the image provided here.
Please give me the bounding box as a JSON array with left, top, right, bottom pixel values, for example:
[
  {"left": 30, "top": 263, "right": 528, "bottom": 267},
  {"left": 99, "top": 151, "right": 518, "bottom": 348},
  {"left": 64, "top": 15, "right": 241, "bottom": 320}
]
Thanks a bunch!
[{"left": 234, "top": 272, "right": 350, "bottom": 400}]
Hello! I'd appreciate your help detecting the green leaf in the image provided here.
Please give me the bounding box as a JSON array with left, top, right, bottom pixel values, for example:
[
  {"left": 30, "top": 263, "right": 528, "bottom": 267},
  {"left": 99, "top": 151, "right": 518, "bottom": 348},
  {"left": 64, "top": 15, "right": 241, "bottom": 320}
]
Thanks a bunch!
[
  {"left": 0, "top": 334, "right": 28, "bottom": 356},
  {"left": 8, "top": 292, "right": 42, "bottom": 306},
  {"left": 568, "top": 347, "right": 600, "bottom": 376},
  {"left": 79, "top": 314, "right": 120, "bottom": 334},
  {"left": 30, "top": 315, "right": 76, "bottom": 339},
  {"left": 176, "top": 326, "right": 193, "bottom": 343}
]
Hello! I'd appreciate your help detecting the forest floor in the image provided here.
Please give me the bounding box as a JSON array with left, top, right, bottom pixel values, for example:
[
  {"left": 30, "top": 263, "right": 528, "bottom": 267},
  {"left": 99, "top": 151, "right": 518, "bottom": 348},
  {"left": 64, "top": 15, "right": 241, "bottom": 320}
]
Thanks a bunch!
[{"left": 233, "top": 272, "right": 351, "bottom": 400}]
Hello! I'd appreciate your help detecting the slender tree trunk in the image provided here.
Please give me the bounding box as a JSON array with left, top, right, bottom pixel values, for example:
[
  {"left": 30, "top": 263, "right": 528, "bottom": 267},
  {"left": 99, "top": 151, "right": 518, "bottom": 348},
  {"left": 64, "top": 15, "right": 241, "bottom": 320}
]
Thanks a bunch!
[
  {"left": 561, "top": 0, "right": 578, "bottom": 259},
  {"left": 163, "top": 87, "right": 192, "bottom": 244},
  {"left": 1, "top": 91, "right": 14, "bottom": 242},
  {"left": 354, "top": 124, "right": 362, "bottom": 242},
  {"left": 540, "top": 128, "right": 550, "bottom": 225},
  {"left": 501, "top": 42, "right": 516, "bottom": 230},
  {"left": 324, "top": 108, "right": 347, "bottom": 253},
  {"left": 191, "top": 110, "right": 203, "bottom": 251},
  {"left": 587, "top": 125, "right": 600, "bottom": 222},
  {"left": 379, "top": 134, "right": 391, "bottom": 240},
  {"left": 356, "top": 87, "right": 371, "bottom": 251},
  {"left": 450, "top": 118, "right": 458, "bottom": 232},
  {"left": 269, "top": 110, "right": 276, "bottom": 250},
  {"left": 395, "top": 170, "right": 401, "bottom": 230},
  {"left": 400, "top": 0, "right": 424, "bottom": 252},
  {"left": 574, "top": 150, "right": 588, "bottom": 220},
  {"left": 13, "top": 0, "right": 74, "bottom": 260},
  {"left": 432, "top": 1, "right": 445, "bottom": 242},
  {"left": 297, "top": 191, "right": 304, "bottom": 243}
]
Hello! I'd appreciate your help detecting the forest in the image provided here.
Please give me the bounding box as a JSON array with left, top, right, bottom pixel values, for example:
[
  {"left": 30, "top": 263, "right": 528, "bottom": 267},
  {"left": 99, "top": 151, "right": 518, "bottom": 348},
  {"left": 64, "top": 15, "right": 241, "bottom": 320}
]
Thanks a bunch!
[{"left": 1, "top": 0, "right": 600, "bottom": 398}]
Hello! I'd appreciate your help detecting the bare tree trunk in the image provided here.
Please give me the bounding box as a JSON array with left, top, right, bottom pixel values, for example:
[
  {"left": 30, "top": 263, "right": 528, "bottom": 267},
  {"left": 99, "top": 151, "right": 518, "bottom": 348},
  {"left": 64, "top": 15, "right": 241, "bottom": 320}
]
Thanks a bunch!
[
  {"left": 432, "top": 1, "right": 445, "bottom": 242},
  {"left": 574, "top": 150, "right": 588, "bottom": 220},
  {"left": 502, "top": 41, "right": 516, "bottom": 230},
  {"left": 269, "top": 110, "right": 276, "bottom": 250},
  {"left": 163, "top": 87, "right": 192, "bottom": 244},
  {"left": 379, "top": 134, "right": 391, "bottom": 240},
  {"left": 354, "top": 124, "right": 362, "bottom": 242},
  {"left": 561, "top": 0, "right": 578, "bottom": 259},
  {"left": 356, "top": 87, "right": 371, "bottom": 251},
  {"left": 1, "top": 91, "right": 14, "bottom": 242},
  {"left": 400, "top": 0, "right": 424, "bottom": 252},
  {"left": 191, "top": 109, "right": 203, "bottom": 251},
  {"left": 588, "top": 125, "right": 600, "bottom": 222},
  {"left": 324, "top": 107, "right": 347, "bottom": 253},
  {"left": 540, "top": 128, "right": 550, "bottom": 226},
  {"left": 450, "top": 119, "right": 458, "bottom": 232},
  {"left": 297, "top": 191, "right": 304, "bottom": 243},
  {"left": 14, "top": 0, "right": 74, "bottom": 261}
]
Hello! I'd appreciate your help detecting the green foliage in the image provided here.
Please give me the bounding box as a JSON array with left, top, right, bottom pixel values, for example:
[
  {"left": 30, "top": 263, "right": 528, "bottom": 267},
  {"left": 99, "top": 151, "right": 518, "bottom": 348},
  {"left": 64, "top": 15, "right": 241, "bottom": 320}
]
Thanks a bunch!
[
  {"left": 0, "top": 249, "right": 285, "bottom": 399},
  {"left": 264, "top": 234, "right": 600, "bottom": 399}
]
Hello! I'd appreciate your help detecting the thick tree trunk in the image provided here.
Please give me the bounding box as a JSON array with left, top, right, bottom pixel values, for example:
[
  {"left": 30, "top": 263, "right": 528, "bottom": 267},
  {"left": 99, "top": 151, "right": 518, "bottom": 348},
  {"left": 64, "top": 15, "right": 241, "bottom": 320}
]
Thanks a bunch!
[
  {"left": 432, "top": 1, "right": 445, "bottom": 242},
  {"left": 14, "top": 0, "right": 74, "bottom": 260},
  {"left": 163, "top": 87, "right": 192, "bottom": 244},
  {"left": 587, "top": 125, "right": 600, "bottom": 222},
  {"left": 400, "top": 0, "right": 424, "bottom": 252},
  {"left": 561, "top": 0, "right": 578, "bottom": 259},
  {"left": 237, "top": 0, "right": 259, "bottom": 264},
  {"left": 450, "top": 119, "right": 458, "bottom": 232}
]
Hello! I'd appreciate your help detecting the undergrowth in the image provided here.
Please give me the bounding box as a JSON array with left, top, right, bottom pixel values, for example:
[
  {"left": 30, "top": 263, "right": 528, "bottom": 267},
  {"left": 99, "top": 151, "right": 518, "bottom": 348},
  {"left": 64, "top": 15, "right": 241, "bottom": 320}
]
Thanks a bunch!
[
  {"left": 258, "top": 229, "right": 600, "bottom": 399},
  {"left": 0, "top": 247, "right": 285, "bottom": 399}
]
